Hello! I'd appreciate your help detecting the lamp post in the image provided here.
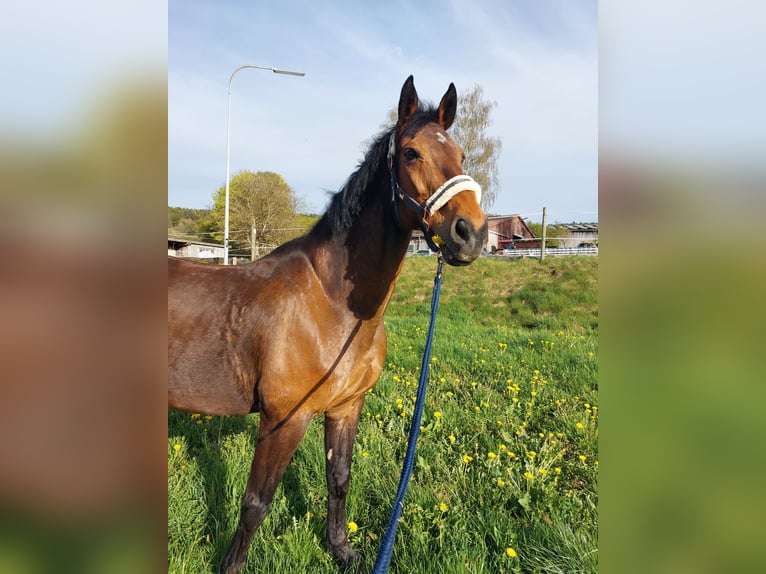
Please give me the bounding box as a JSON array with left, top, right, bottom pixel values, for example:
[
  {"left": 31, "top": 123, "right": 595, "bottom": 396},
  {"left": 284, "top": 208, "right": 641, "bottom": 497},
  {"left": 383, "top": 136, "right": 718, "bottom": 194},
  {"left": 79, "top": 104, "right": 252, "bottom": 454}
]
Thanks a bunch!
[{"left": 223, "top": 65, "right": 305, "bottom": 265}]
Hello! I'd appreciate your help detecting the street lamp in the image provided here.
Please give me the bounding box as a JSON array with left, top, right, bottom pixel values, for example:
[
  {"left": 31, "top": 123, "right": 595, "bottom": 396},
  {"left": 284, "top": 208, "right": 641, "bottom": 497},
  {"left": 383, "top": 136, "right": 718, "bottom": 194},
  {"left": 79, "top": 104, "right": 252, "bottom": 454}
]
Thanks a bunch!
[{"left": 223, "top": 65, "right": 305, "bottom": 265}]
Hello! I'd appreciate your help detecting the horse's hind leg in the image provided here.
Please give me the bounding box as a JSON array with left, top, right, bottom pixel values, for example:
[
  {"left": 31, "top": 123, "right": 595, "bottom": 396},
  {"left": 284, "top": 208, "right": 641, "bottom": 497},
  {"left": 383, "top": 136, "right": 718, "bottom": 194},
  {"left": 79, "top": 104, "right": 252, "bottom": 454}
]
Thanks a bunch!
[
  {"left": 324, "top": 398, "right": 365, "bottom": 568},
  {"left": 219, "top": 416, "right": 310, "bottom": 574}
]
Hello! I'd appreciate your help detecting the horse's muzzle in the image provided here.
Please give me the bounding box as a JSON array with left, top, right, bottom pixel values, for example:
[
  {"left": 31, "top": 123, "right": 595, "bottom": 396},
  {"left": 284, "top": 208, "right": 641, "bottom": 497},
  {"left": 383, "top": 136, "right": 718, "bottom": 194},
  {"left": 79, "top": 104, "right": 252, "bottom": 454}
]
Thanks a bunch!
[{"left": 441, "top": 217, "right": 488, "bottom": 266}]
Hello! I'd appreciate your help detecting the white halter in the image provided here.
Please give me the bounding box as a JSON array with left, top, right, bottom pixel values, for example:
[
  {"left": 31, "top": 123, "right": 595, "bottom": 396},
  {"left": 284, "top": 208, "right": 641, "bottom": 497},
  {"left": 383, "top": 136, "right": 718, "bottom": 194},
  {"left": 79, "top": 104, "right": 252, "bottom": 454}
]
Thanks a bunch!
[{"left": 423, "top": 175, "right": 482, "bottom": 217}]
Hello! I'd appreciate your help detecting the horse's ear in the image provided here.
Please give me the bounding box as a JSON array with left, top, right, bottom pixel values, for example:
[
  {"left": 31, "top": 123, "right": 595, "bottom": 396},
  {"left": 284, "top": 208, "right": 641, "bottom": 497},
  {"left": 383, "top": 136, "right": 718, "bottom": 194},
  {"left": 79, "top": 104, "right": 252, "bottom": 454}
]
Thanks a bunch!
[
  {"left": 397, "top": 75, "right": 418, "bottom": 131},
  {"left": 437, "top": 83, "right": 457, "bottom": 130}
]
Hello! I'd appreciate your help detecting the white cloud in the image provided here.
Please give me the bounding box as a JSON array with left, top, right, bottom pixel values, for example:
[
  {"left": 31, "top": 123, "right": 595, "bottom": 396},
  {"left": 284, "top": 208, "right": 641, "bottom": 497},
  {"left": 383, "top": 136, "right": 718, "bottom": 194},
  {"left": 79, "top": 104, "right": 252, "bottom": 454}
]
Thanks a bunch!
[{"left": 169, "top": 0, "right": 598, "bottom": 219}]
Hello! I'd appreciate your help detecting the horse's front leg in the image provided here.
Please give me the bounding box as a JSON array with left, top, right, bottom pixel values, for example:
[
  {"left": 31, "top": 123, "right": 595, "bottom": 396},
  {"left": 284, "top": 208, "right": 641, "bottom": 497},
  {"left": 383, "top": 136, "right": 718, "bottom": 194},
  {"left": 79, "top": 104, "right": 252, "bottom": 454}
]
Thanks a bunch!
[
  {"left": 324, "top": 397, "right": 366, "bottom": 568},
  {"left": 219, "top": 415, "right": 310, "bottom": 574}
]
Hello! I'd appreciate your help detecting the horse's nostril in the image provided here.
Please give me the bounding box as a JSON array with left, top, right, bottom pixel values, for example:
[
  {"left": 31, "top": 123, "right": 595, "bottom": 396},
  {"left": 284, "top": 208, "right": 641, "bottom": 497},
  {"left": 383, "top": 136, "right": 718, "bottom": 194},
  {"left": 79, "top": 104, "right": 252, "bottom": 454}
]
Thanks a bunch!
[{"left": 454, "top": 218, "right": 471, "bottom": 243}]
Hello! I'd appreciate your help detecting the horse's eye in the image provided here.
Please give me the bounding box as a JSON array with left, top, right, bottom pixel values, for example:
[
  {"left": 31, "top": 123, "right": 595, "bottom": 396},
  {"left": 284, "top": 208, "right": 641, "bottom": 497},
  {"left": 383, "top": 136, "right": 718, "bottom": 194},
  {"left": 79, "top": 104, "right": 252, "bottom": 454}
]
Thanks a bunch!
[{"left": 403, "top": 148, "right": 420, "bottom": 162}]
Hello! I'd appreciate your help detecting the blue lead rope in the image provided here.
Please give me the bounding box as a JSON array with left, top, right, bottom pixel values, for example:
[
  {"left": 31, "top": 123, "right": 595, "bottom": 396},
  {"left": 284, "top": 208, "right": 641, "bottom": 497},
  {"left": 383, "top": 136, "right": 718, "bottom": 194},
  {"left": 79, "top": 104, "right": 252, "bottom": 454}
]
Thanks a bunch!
[{"left": 371, "top": 256, "right": 444, "bottom": 574}]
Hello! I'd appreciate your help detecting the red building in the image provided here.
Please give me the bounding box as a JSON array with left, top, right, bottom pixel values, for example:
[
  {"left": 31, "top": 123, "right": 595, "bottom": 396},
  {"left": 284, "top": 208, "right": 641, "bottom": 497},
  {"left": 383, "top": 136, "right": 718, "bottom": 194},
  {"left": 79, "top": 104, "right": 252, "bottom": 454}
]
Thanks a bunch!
[{"left": 487, "top": 215, "right": 540, "bottom": 251}]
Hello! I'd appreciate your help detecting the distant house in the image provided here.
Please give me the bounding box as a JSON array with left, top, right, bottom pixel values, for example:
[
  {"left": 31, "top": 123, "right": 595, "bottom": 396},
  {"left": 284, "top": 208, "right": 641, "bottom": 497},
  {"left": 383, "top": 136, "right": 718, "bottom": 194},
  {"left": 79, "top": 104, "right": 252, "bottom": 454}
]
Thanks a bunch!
[
  {"left": 168, "top": 237, "right": 224, "bottom": 262},
  {"left": 407, "top": 230, "right": 434, "bottom": 254},
  {"left": 487, "top": 215, "right": 540, "bottom": 251},
  {"left": 550, "top": 223, "right": 599, "bottom": 248}
]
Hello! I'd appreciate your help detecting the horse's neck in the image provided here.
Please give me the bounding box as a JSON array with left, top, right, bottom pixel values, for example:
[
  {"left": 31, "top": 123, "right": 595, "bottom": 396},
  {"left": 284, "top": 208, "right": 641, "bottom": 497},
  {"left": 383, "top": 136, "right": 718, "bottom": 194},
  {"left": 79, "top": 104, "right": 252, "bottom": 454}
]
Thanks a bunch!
[{"left": 319, "top": 191, "right": 411, "bottom": 321}]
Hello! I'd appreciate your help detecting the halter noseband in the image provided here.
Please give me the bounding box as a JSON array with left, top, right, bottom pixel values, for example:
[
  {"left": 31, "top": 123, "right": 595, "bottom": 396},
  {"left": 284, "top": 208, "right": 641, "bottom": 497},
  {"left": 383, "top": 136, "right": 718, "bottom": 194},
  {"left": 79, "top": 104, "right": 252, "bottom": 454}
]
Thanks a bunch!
[{"left": 387, "top": 133, "right": 482, "bottom": 252}]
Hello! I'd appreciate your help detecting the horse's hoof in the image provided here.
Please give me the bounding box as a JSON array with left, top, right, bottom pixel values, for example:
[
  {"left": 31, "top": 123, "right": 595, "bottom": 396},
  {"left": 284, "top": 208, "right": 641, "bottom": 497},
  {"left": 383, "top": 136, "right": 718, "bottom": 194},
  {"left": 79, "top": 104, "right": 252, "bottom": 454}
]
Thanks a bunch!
[{"left": 334, "top": 547, "right": 363, "bottom": 571}]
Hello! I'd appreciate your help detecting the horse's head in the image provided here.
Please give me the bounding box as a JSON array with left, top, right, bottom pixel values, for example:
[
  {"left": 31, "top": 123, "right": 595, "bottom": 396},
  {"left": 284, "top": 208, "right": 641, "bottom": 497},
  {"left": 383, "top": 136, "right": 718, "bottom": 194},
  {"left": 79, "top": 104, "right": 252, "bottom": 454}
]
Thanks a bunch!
[{"left": 390, "top": 75, "right": 488, "bottom": 266}]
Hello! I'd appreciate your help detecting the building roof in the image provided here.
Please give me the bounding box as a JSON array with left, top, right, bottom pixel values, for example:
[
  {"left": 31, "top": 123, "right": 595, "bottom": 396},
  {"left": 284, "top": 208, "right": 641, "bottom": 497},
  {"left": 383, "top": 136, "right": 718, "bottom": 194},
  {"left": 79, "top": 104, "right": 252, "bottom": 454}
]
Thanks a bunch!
[
  {"left": 551, "top": 223, "right": 598, "bottom": 233},
  {"left": 168, "top": 236, "right": 224, "bottom": 248}
]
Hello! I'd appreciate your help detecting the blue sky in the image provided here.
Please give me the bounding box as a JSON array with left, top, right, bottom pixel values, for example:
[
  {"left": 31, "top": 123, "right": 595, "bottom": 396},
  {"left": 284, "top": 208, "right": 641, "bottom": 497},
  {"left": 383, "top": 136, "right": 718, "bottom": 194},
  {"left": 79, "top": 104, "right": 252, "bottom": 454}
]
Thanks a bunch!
[
  {"left": 2, "top": 1, "right": 762, "bottom": 224},
  {"left": 168, "top": 0, "right": 598, "bottom": 222}
]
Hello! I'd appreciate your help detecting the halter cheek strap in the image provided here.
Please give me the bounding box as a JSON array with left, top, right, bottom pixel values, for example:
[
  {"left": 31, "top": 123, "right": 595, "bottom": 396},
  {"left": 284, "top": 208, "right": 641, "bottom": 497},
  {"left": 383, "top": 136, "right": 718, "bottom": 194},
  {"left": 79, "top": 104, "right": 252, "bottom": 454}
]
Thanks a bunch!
[{"left": 388, "top": 134, "right": 482, "bottom": 252}]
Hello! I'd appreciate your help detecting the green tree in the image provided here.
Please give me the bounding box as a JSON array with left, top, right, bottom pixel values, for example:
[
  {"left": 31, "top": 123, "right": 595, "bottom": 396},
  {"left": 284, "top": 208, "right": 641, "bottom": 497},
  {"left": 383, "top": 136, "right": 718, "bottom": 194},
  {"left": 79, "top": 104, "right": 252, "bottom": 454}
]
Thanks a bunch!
[
  {"left": 168, "top": 206, "right": 213, "bottom": 240},
  {"left": 203, "top": 171, "right": 302, "bottom": 257},
  {"left": 526, "top": 221, "right": 570, "bottom": 248},
  {"left": 365, "top": 84, "right": 502, "bottom": 212}
]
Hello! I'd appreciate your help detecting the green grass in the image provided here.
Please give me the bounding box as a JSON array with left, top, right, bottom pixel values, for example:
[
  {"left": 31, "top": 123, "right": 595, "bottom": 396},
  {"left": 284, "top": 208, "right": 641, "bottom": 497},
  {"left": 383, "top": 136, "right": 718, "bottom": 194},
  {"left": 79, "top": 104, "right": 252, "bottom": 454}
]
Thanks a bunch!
[{"left": 168, "top": 255, "right": 598, "bottom": 573}]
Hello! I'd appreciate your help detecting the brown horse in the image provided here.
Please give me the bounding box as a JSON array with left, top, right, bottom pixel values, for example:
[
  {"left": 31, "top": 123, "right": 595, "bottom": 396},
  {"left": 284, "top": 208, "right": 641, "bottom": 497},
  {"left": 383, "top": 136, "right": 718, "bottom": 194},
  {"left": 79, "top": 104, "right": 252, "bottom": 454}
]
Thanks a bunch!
[{"left": 168, "top": 75, "right": 488, "bottom": 573}]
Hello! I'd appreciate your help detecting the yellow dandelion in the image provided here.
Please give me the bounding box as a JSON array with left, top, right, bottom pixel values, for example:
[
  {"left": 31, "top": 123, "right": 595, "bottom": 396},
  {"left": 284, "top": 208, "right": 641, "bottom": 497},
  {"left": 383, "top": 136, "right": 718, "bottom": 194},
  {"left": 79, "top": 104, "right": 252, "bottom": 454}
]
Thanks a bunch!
[
  {"left": 462, "top": 455, "right": 473, "bottom": 463},
  {"left": 439, "top": 503, "right": 448, "bottom": 512},
  {"left": 506, "top": 547, "right": 517, "bottom": 558},
  {"left": 523, "top": 472, "right": 534, "bottom": 480},
  {"left": 579, "top": 455, "right": 587, "bottom": 462},
  {"left": 448, "top": 435, "right": 456, "bottom": 442},
  {"left": 554, "top": 467, "right": 562, "bottom": 474},
  {"left": 173, "top": 444, "right": 181, "bottom": 451},
  {"left": 433, "top": 411, "right": 442, "bottom": 419},
  {"left": 488, "top": 452, "right": 497, "bottom": 459},
  {"left": 496, "top": 479, "right": 506, "bottom": 487},
  {"left": 576, "top": 422, "right": 584, "bottom": 429},
  {"left": 347, "top": 521, "right": 358, "bottom": 533}
]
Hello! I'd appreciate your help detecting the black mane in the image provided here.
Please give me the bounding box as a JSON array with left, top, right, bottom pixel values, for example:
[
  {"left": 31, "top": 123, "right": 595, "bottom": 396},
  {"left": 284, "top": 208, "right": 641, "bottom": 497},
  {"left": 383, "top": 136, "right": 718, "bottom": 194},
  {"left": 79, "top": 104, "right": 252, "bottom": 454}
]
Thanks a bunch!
[{"left": 311, "top": 102, "right": 441, "bottom": 238}]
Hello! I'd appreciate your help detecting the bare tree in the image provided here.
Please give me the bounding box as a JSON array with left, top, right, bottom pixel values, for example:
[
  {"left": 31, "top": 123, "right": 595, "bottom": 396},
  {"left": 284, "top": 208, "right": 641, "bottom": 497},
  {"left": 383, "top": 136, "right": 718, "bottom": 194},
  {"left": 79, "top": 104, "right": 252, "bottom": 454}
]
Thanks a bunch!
[
  {"left": 363, "top": 84, "right": 502, "bottom": 212},
  {"left": 451, "top": 85, "right": 502, "bottom": 212}
]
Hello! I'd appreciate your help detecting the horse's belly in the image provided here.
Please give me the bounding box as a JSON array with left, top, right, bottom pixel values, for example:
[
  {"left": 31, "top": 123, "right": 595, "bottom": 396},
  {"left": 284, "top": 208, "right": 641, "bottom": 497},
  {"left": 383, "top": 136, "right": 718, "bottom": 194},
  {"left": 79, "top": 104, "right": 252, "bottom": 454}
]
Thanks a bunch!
[{"left": 168, "top": 343, "right": 255, "bottom": 415}]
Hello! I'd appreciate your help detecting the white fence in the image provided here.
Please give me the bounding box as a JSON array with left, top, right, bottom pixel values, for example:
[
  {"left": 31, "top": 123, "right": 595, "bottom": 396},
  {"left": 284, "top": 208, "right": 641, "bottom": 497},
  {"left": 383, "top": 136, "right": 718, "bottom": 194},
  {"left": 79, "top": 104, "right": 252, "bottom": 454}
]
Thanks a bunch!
[{"left": 493, "top": 247, "right": 598, "bottom": 259}]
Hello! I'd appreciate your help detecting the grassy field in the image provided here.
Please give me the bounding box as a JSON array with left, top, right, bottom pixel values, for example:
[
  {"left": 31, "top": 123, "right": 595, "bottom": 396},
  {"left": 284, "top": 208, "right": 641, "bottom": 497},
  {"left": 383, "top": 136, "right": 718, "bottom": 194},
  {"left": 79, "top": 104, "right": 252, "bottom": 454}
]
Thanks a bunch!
[{"left": 168, "top": 255, "right": 598, "bottom": 573}]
